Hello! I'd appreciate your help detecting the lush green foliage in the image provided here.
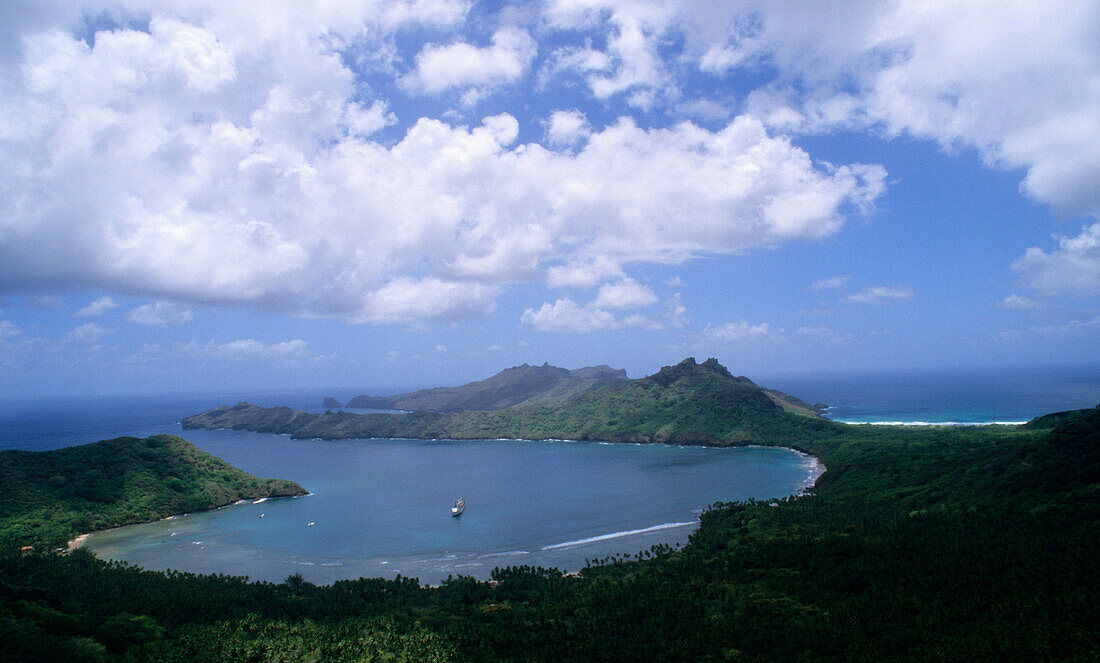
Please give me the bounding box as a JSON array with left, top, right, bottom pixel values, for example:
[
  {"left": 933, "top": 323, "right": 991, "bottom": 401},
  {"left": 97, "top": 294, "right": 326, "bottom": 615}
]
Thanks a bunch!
[
  {"left": 0, "top": 435, "right": 306, "bottom": 550},
  {"left": 2, "top": 396, "right": 1098, "bottom": 660},
  {"left": 186, "top": 358, "right": 840, "bottom": 444}
]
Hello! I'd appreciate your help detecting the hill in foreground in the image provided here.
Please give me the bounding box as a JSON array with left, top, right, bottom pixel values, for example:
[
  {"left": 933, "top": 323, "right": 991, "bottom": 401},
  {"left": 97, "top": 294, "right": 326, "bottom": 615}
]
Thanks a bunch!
[
  {"left": 0, "top": 435, "right": 307, "bottom": 549},
  {"left": 186, "top": 358, "right": 839, "bottom": 445}
]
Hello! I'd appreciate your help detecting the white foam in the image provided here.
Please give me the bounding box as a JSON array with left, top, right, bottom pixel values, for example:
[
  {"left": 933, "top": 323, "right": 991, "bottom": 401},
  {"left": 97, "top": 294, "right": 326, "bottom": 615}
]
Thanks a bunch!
[
  {"left": 541, "top": 521, "right": 695, "bottom": 551},
  {"left": 480, "top": 550, "right": 530, "bottom": 558},
  {"left": 837, "top": 420, "right": 1027, "bottom": 427},
  {"left": 253, "top": 497, "right": 269, "bottom": 504}
]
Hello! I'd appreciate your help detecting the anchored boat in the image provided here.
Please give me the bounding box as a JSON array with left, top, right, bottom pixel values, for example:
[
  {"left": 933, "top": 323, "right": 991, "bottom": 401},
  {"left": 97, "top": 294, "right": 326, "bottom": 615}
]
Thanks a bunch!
[{"left": 451, "top": 498, "right": 465, "bottom": 517}]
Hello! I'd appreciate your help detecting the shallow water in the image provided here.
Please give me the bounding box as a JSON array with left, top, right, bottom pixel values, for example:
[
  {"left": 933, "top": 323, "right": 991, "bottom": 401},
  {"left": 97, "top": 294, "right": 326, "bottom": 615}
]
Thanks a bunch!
[{"left": 83, "top": 431, "right": 818, "bottom": 585}]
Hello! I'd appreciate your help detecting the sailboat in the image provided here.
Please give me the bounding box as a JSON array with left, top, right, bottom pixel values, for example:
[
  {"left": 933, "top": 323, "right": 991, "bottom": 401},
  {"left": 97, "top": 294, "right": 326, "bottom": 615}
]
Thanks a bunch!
[{"left": 451, "top": 497, "right": 465, "bottom": 517}]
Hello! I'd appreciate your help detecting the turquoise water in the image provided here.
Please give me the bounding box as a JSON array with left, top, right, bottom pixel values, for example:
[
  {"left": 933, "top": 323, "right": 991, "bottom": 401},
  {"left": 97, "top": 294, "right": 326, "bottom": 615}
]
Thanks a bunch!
[{"left": 82, "top": 429, "right": 818, "bottom": 584}]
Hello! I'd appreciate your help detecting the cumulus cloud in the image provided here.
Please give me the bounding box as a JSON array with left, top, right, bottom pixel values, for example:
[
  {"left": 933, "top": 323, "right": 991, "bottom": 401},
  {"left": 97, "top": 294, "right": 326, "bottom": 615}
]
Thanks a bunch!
[
  {"left": 128, "top": 301, "right": 194, "bottom": 326},
  {"left": 62, "top": 322, "right": 112, "bottom": 346},
  {"left": 681, "top": 1, "right": 1100, "bottom": 216},
  {"left": 846, "top": 285, "right": 913, "bottom": 304},
  {"left": 701, "top": 320, "right": 775, "bottom": 343},
  {"left": 521, "top": 298, "right": 617, "bottom": 332},
  {"left": 546, "top": 257, "right": 625, "bottom": 289},
  {"left": 545, "top": 109, "right": 591, "bottom": 147},
  {"left": 593, "top": 278, "right": 658, "bottom": 310},
  {"left": 402, "top": 27, "right": 537, "bottom": 94},
  {"left": 0, "top": 2, "right": 886, "bottom": 329},
  {"left": 539, "top": 1, "right": 1100, "bottom": 216},
  {"left": 75, "top": 296, "right": 119, "bottom": 317},
  {"left": 0, "top": 10, "right": 882, "bottom": 325},
  {"left": 1011, "top": 223, "right": 1100, "bottom": 297}
]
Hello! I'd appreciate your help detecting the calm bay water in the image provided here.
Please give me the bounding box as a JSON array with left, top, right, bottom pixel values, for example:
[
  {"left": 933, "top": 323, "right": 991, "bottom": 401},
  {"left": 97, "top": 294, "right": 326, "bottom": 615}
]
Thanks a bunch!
[
  {"left": 81, "top": 432, "right": 817, "bottom": 584},
  {"left": 2, "top": 364, "right": 1095, "bottom": 584}
]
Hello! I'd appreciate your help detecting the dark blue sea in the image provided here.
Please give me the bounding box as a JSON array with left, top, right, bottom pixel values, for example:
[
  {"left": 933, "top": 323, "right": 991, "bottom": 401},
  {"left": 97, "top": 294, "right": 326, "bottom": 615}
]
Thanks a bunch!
[{"left": 0, "top": 365, "right": 1095, "bottom": 584}]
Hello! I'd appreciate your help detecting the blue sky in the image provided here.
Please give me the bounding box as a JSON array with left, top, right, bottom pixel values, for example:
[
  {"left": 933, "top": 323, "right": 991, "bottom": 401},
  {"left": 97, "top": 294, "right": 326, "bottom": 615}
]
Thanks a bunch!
[{"left": 1, "top": 0, "right": 1098, "bottom": 397}]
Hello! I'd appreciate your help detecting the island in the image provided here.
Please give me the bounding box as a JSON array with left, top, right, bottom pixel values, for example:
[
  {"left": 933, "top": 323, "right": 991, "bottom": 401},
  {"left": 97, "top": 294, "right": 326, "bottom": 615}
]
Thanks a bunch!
[
  {"left": 1, "top": 372, "right": 1096, "bottom": 661},
  {"left": 0, "top": 435, "right": 307, "bottom": 551},
  {"left": 322, "top": 397, "right": 344, "bottom": 409},
  {"left": 185, "top": 357, "right": 835, "bottom": 445}
]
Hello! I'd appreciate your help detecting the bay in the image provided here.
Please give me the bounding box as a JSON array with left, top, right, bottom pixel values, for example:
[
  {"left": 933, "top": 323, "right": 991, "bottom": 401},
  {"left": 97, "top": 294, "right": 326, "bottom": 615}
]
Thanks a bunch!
[{"left": 82, "top": 429, "right": 819, "bottom": 585}]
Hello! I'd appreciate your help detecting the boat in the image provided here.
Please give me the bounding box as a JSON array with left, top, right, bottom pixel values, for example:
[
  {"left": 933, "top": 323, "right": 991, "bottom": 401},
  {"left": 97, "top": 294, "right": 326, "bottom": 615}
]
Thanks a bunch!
[{"left": 451, "top": 498, "right": 465, "bottom": 517}]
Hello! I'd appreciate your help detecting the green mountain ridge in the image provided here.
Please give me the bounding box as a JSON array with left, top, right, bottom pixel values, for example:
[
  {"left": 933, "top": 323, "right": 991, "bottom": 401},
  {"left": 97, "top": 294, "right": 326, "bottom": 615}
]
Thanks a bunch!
[
  {"left": 344, "top": 362, "right": 630, "bottom": 411},
  {"left": 0, "top": 435, "right": 307, "bottom": 550},
  {"left": 187, "top": 358, "right": 839, "bottom": 445}
]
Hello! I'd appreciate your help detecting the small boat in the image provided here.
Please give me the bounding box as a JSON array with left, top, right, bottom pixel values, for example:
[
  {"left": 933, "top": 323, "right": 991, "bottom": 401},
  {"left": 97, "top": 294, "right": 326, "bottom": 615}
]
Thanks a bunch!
[
  {"left": 451, "top": 498, "right": 465, "bottom": 517},
  {"left": 306, "top": 521, "right": 315, "bottom": 527}
]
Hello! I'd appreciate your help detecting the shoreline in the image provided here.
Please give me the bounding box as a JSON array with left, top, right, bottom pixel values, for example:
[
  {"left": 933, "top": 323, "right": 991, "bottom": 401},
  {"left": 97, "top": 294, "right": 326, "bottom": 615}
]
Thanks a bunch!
[
  {"left": 63, "top": 439, "right": 825, "bottom": 584},
  {"left": 64, "top": 493, "right": 309, "bottom": 554}
]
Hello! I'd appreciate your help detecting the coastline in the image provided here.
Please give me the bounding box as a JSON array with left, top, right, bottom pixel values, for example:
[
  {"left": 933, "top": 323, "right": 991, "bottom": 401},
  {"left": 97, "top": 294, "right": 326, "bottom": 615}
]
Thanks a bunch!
[{"left": 63, "top": 494, "right": 308, "bottom": 555}]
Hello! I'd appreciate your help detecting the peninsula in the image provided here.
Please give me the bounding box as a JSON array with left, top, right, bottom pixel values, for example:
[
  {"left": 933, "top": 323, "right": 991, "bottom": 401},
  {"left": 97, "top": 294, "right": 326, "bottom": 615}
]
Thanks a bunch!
[
  {"left": 0, "top": 435, "right": 307, "bottom": 550},
  {"left": 184, "top": 358, "right": 837, "bottom": 445}
]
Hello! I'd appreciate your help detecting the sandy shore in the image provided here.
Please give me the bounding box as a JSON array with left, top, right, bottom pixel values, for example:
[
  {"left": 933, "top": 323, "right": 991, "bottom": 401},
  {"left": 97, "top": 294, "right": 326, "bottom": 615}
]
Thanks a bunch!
[{"left": 67, "top": 533, "right": 90, "bottom": 552}]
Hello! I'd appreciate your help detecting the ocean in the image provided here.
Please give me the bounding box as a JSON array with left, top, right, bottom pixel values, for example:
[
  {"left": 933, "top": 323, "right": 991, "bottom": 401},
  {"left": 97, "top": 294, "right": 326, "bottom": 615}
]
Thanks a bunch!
[{"left": 1, "top": 364, "right": 1095, "bottom": 584}]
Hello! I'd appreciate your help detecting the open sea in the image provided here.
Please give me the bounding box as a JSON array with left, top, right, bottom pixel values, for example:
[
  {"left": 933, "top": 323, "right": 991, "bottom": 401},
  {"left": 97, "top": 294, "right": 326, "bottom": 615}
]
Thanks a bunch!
[{"left": 1, "top": 364, "right": 1095, "bottom": 584}]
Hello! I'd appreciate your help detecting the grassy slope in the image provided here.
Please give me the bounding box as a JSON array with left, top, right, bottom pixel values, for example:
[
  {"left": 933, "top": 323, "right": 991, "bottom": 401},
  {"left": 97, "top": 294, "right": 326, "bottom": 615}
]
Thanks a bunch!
[
  {"left": 0, "top": 435, "right": 307, "bottom": 550},
  {"left": 186, "top": 358, "right": 839, "bottom": 444},
  {"left": 345, "top": 363, "right": 629, "bottom": 412}
]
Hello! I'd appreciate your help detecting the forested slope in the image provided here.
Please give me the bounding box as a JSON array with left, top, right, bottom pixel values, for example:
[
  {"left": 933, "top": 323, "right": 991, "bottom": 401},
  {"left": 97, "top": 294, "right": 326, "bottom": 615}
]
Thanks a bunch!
[
  {"left": 0, "top": 435, "right": 307, "bottom": 550},
  {"left": 1, "top": 408, "right": 1097, "bottom": 660}
]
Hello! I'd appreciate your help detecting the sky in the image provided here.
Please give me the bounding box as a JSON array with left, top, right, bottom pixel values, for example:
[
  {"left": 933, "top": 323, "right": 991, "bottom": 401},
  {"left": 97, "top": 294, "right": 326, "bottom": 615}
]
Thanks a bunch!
[{"left": 0, "top": 0, "right": 1098, "bottom": 398}]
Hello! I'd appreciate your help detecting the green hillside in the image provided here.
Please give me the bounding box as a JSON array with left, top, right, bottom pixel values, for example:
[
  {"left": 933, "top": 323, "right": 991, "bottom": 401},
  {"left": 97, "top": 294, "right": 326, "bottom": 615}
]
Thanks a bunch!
[
  {"left": 186, "top": 358, "right": 838, "bottom": 444},
  {"left": 0, "top": 435, "right": 307, "bottom": 550},
  {"left": 344, "top": 362, "right": 629, "bottom": 411},
  {"left": 2, "top": 407, "right": 1096, "bottom": 661}
]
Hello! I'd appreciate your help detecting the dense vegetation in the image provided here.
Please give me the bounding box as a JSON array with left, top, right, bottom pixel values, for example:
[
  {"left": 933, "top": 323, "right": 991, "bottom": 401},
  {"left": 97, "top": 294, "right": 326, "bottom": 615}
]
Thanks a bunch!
[
  {"left": 186, "top": 358, "right": 836, "bottom": 444},
  {"left": 0, "top": 435, "right": 307, "bottom": 551},
  {"left": 1, "top": 376, "right": 1097, "bottom": 660}
]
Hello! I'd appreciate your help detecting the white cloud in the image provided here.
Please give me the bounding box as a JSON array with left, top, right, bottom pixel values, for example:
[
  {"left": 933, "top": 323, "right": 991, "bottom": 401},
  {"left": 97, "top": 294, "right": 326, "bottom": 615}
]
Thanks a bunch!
[
  {"left": 701, "top": 320, "right": 774, "bottom": 343},
  {"left": 593, "top": 278, "right": 658, "bottom": 310},
  {"left": 402, "top": 27, "right": 537, "bottom": 94},
  {"left": 521, "top": 298, "right": 617, "bottom": 332},
  {"left": 62, "top": 322, "right": 112, "bottom": 345},
  {"left": 546, "top": 257, "right": 625, "bottom": 289},
  {"left": 354, "top": 278, "right": 499, "bottom": 324},
  {"left": 75, "top": 296, "right": 119, "bottom": 317},
  {"left": 540, "top": 1, "right": 1100, "bottom": 216},
  {"left": 128, "top": 301, "right": 194, "bottom": 326},
  {"left": 681, "top": 1, "right": 1100, "bottom": 217},
  {"left": 0, "top": 4, "right": 885, "bottom": 328},
  {"left": 809, "top": 275, "right": 849, "bottom": 291},
  {"left": 845, "top": 285, "right": 913, "bottom": 304},
  {"left": 999, "top": 294, "right": 1042, "bottom": 311},
  {"left": 211, "top": 338, "right": 310, "bottom": 360},
  {"left": 1011, "top": 223, "right": 1100, "bottom": 297},
  {"left": 545, "top": 109, "right": 591, "bottom": 147}
]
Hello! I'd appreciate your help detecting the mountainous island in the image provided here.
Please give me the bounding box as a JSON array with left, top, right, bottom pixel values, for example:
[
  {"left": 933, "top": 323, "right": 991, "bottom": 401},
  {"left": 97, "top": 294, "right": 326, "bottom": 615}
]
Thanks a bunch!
[
  {"left": 187, "top": 357, "right": 834, "bottom": 445},
  {"left": 0, "top": 435, "right": 307, "bottom": 550},
  {"left": 2, "top": 365, "right": 1097, "bottom": 661}
]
